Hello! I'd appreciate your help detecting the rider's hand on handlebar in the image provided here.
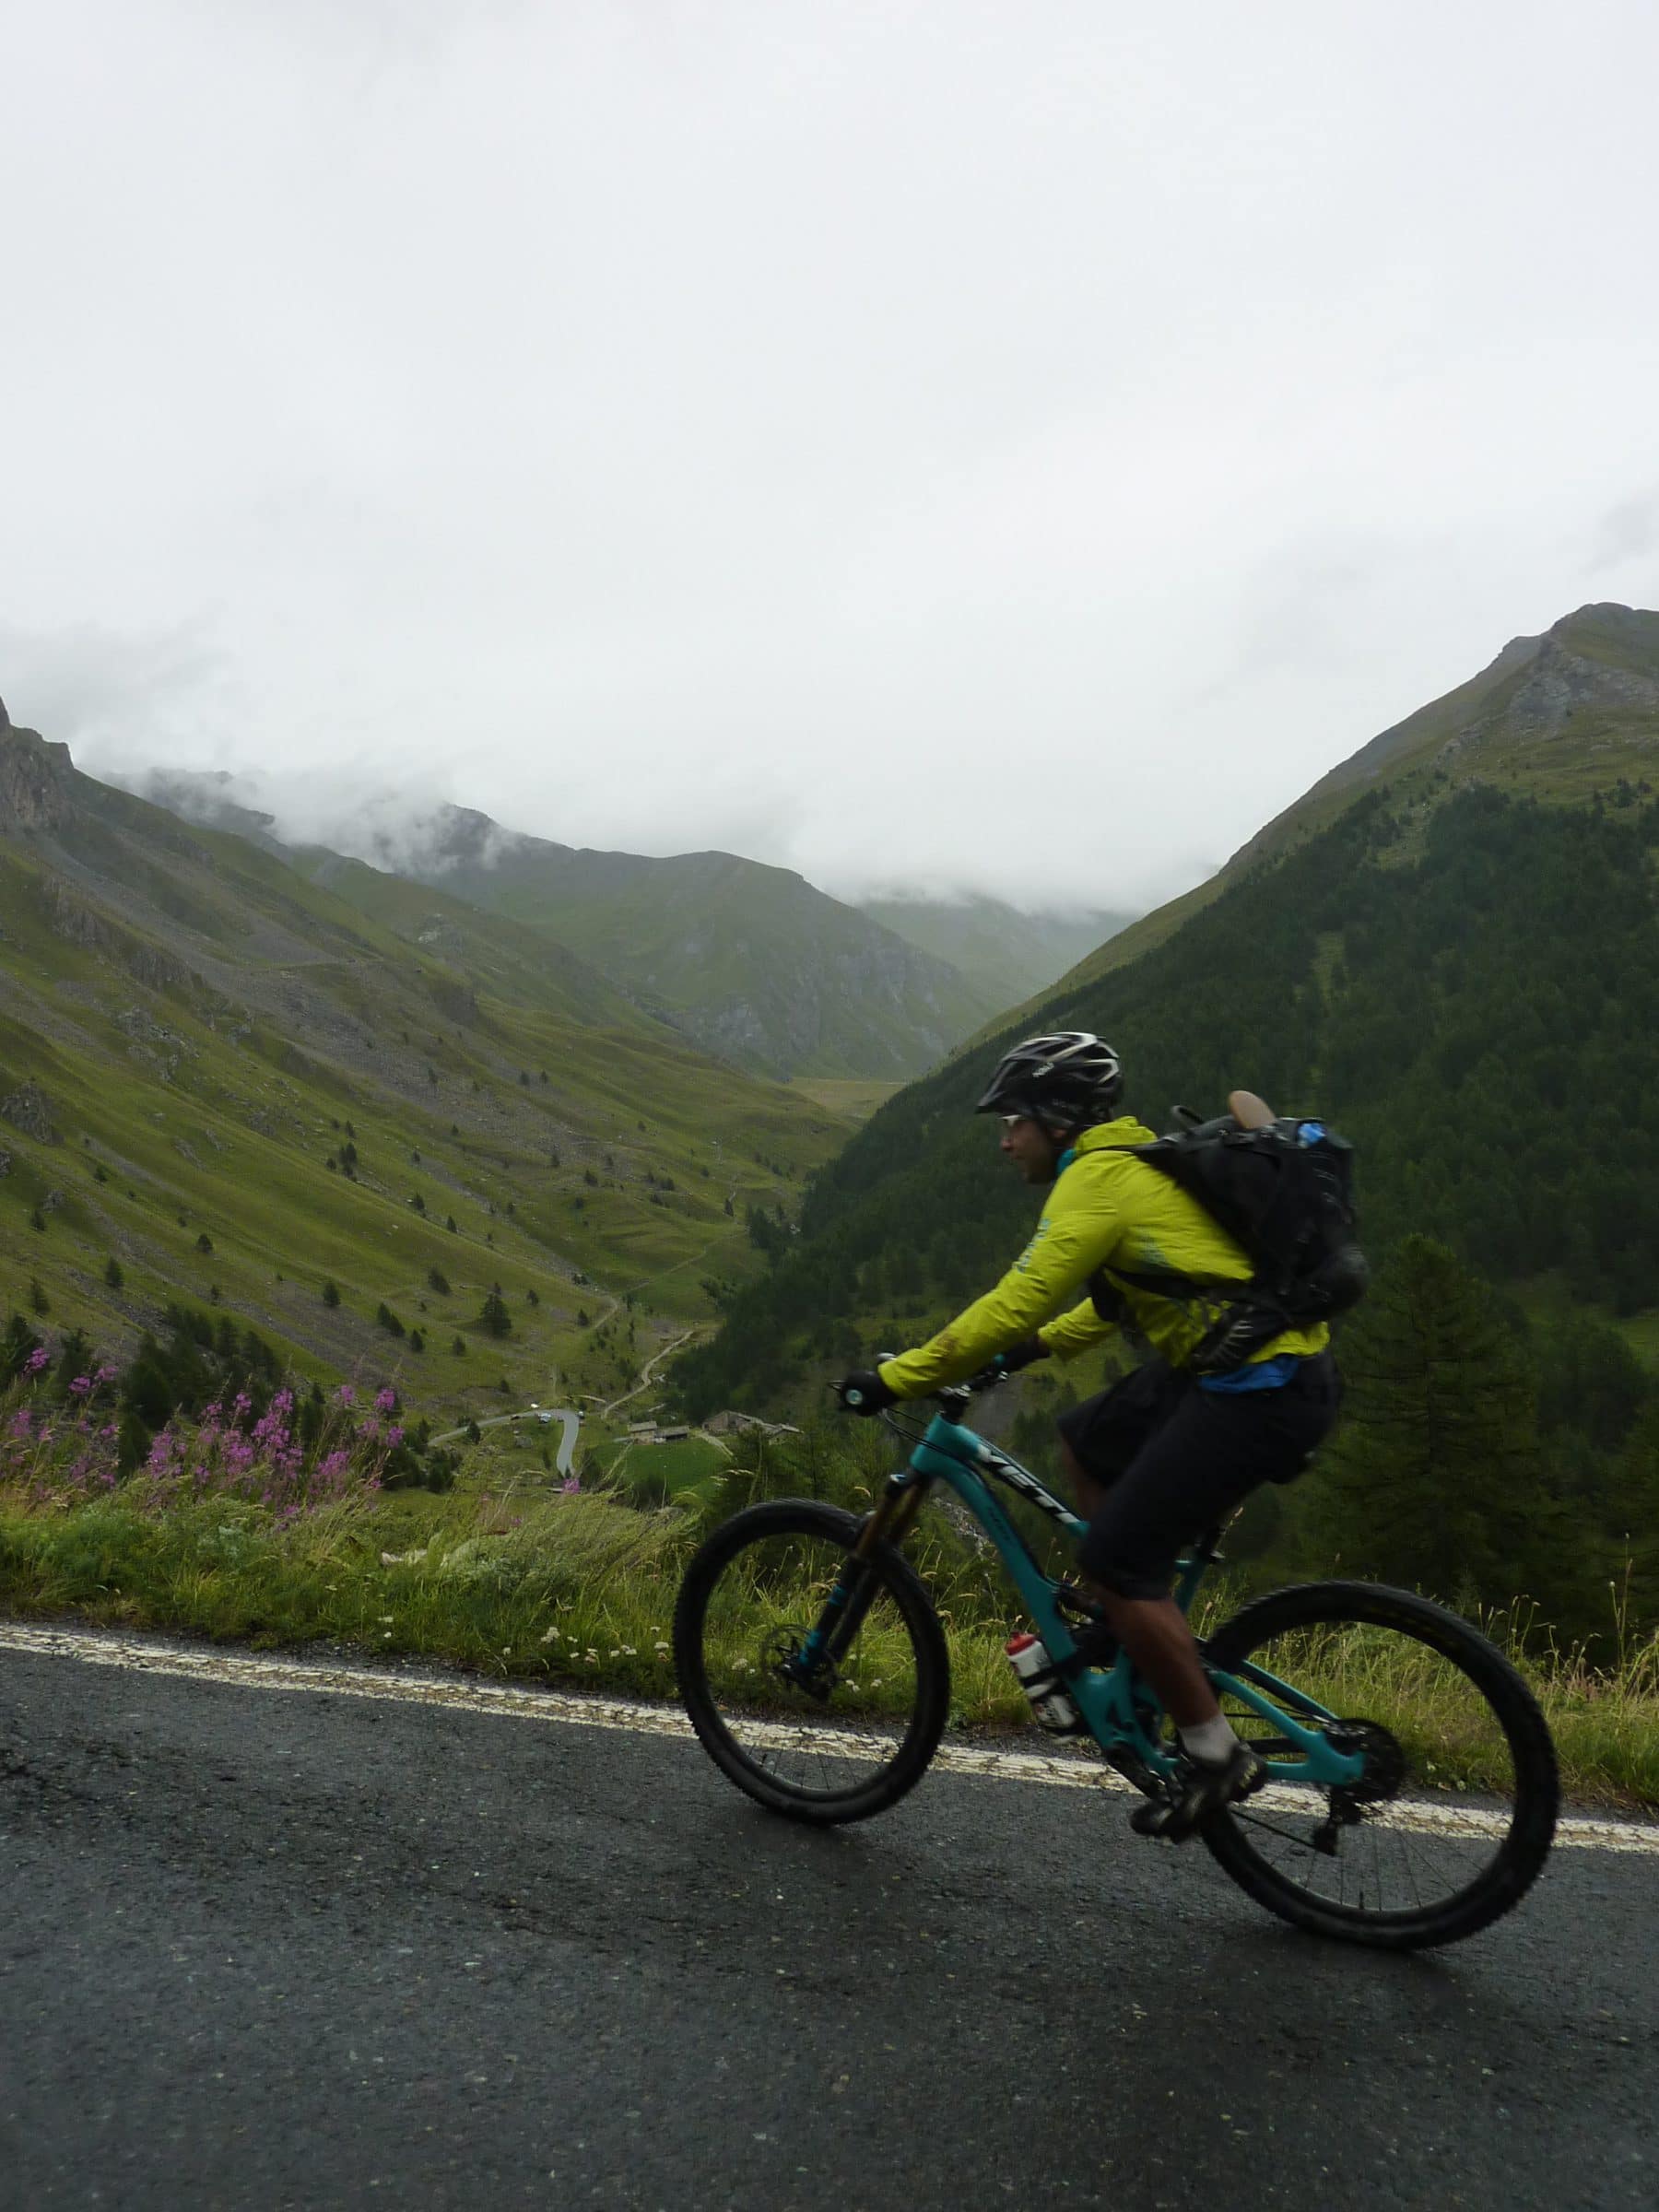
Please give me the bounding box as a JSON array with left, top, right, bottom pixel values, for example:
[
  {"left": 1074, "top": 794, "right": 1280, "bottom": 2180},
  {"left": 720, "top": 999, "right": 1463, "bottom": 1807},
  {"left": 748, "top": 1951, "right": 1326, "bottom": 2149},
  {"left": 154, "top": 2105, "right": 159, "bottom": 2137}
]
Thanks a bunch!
[
  {"left": 965, "top": 1336, "right": 1049, "bottom": 1390},
  {"left": 834, "top": 1369, "right": 899, "bottom": 1417}
]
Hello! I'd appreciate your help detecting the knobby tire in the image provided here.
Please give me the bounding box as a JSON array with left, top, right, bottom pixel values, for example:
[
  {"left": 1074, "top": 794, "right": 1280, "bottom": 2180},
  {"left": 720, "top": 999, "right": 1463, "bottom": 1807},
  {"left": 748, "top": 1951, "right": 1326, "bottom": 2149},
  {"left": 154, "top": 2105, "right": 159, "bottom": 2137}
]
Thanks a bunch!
[
  {"left": 674, "top": 1499, "right": 951, "bottom": 1825},
  {"left": 1200, "top": 1579, "right": 1559, "bottom": 1949}
]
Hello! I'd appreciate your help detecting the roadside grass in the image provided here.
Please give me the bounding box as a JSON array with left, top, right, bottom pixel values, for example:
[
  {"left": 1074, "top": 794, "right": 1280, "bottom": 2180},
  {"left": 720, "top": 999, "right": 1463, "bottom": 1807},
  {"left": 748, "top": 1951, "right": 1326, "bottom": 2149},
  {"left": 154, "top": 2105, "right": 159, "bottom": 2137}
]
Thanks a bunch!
[
  {"left": 1, "top": 1480, "right": 1655, "bottom": 1806},
  {"left": 0, "top": 1488, "right": 695, "bottom": 1697}
]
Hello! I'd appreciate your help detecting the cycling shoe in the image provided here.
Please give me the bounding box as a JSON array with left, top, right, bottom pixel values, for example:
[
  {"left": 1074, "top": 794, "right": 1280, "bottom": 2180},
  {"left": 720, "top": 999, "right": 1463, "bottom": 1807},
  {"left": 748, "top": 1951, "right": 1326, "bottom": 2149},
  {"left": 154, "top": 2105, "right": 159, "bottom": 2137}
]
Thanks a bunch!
[{"left": 1131, "top": 1743, "right": 1265, "bottom": 1843}]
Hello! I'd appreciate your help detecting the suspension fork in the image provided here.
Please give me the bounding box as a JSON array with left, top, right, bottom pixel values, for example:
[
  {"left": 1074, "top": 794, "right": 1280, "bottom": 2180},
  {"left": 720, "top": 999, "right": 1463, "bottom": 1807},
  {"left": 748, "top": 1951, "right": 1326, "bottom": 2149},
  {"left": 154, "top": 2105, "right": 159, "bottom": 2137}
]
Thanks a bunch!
[
  {"left": 856, "top": 1471, "right": 931, "bottom": 1558},
  {"left": 798, "top": 1474, "right": 932, "bottom": 1674}
]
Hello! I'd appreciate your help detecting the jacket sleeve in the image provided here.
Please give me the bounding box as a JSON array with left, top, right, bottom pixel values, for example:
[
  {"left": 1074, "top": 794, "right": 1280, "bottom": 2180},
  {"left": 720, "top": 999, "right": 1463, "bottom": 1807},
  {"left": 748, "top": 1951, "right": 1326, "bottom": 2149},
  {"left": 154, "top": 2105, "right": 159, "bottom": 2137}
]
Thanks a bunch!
[
  {"left": 1038, "top": 1298, "right": 1119, "bottom": 1360},
  {"left": 877, "top": 1190, "right": 1116, "bottom": 1398}
]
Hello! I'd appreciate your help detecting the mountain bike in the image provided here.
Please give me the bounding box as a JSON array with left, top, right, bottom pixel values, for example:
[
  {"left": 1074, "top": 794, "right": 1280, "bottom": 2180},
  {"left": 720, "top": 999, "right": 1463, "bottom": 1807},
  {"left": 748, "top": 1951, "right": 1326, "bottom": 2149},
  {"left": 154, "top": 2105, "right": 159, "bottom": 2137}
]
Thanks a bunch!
[{"left": 673, "top": 1379, "right": 1559, "bottom": 1949}]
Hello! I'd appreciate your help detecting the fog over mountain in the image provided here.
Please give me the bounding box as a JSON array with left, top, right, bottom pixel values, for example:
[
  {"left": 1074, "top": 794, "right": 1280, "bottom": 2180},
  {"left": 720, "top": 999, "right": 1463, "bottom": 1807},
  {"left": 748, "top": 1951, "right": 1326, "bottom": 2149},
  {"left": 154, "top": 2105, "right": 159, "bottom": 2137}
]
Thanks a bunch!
[
  {"left": 113, "top": 764, "right": 530, "bottom": 882},
  {"left": 108, "top": 761, "right": 1133, "bottom": 935},
  {"left": 102, "top": 759, "right": 1065, "bottom": 1077},
  {"left": 6, "top": 6, "right": 1656, "bottom": 912}
]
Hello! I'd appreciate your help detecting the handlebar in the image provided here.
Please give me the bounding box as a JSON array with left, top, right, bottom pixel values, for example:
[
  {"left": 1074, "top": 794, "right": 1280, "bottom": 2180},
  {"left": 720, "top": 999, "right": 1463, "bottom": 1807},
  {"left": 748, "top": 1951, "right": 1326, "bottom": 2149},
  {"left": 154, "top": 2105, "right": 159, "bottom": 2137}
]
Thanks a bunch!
[{"left": 831, "top": 1356, "right": 1006, "bottom": 1432}]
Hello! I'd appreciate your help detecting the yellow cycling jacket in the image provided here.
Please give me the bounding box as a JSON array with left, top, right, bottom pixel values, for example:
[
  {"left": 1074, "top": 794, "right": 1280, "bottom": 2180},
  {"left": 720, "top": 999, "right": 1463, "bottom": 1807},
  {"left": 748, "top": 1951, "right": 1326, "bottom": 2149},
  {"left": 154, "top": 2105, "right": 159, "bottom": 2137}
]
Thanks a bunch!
[{"left": 877, "top": 1116, "right": 1329, "bottom": 1400}]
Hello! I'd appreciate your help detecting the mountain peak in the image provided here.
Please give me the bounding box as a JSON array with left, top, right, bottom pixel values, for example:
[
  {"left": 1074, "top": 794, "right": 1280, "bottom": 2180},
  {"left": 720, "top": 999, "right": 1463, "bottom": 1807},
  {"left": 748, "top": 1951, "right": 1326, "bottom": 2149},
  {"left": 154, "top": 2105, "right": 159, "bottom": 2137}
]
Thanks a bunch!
[
  {"left": 1547, "top": 599, "right": 1657, "bottom": 639},
  {"left": 0, "top": 722, "right": 78, "bottom": 832},
  {"left": 1538, "top": 601, "right": 1659, "bottom": 678}
]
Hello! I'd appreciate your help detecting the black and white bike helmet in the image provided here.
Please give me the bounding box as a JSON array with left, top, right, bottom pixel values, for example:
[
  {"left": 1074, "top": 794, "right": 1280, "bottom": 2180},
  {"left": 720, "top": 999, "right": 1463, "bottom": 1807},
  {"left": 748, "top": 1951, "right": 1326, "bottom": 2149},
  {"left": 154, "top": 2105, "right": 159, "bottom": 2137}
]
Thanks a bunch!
[{"left": 975, "top": 1030, "right": 1124, "bottom": 1134}]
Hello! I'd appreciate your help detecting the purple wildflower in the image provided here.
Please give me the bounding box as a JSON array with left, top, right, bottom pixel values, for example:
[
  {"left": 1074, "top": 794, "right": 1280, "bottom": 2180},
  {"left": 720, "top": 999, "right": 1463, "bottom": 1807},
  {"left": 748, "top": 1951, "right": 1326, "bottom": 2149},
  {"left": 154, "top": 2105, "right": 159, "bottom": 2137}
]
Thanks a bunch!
[
  {"left": 25, "top": 1347, "right": 51, "bottom": 1375},
  {"left": 374, "top": 1387, "right": 396, "bottom": 1415}
]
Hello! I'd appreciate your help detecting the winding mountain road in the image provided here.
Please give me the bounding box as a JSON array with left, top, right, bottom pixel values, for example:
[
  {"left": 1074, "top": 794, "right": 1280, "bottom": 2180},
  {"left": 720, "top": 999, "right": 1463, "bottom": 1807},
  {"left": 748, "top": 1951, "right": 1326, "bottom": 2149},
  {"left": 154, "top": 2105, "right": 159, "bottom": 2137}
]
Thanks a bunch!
[
  {"left": 2, "top": 1624, "right": 1653, "bottom": 2210},
  {"left": 429, "top": 1406, "right": 582, "bottom": 1475},
  {"left": 601, "top": 1328, "right": 697, "bottom": 1420}
]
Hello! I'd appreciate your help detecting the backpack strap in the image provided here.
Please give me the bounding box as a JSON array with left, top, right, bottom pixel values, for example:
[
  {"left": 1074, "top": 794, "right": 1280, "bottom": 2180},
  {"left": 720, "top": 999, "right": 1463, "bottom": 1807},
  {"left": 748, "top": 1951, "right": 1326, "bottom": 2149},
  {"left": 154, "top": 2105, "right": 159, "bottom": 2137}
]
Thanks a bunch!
[{"left": 1088, "top": 1142, "right": 1247, "bottom": 1303}]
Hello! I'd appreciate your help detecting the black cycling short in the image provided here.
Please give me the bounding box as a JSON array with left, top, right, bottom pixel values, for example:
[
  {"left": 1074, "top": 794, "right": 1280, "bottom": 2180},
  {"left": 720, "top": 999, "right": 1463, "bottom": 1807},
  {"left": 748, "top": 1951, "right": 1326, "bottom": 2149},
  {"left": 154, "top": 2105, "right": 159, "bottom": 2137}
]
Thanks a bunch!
[{"left": 1059, "top": 1353, "right": 1340, "bottom": 1600}]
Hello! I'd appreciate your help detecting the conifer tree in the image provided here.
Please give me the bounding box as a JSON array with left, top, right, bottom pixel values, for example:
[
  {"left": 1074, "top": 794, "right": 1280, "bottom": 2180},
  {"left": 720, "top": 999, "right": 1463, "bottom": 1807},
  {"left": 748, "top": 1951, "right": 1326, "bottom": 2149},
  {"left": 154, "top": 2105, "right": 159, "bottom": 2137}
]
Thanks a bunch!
[
  {"left": 2, "top": 1312, "right": 42, "bottom": 1382},
  {"left": 1312, "top": 1236, "right": 1572, "bottom": 1623}
]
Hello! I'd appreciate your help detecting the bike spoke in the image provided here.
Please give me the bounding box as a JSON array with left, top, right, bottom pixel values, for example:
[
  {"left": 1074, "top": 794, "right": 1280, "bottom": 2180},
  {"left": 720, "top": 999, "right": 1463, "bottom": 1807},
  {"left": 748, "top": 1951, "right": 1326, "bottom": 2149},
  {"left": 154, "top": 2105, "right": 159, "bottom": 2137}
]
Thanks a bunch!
[
  {"left": 1211, "top": 1604, "right": 1540, "bottom": 1932},
  {"left": 691, "top": 1525, "right": 929, "bottom": 1805}
]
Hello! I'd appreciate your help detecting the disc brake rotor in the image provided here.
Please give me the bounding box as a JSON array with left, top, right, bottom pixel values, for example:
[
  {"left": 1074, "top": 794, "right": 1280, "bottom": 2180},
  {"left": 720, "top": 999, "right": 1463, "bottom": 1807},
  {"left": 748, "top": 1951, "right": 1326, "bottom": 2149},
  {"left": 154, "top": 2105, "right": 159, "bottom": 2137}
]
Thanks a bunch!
[{"left": 768, "top": 1628, "right": 835, "bottom": 1701}]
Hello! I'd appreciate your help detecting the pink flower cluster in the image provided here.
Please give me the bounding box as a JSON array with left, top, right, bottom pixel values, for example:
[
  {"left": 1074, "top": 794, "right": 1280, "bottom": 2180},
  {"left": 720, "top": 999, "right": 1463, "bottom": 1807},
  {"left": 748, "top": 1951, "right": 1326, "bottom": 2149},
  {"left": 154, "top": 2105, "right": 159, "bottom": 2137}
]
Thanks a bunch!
[
  {"left": 5, "top": 1370, "right": 407, "bottom": 1523},
  {"left": 1, "top": 1400, "right": 121, "bottom": 1503},
  {"left": 133, "top": 1388, "right": 393, "bottom": 1518}
]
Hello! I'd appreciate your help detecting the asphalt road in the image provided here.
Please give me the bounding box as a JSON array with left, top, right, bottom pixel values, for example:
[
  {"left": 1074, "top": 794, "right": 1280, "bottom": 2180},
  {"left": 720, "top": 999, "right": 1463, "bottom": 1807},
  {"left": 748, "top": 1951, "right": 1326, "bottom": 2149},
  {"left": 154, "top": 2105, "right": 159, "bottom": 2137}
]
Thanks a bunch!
[{"left": 2, "top": 1633, "right": 1653, "bottom": 2212}]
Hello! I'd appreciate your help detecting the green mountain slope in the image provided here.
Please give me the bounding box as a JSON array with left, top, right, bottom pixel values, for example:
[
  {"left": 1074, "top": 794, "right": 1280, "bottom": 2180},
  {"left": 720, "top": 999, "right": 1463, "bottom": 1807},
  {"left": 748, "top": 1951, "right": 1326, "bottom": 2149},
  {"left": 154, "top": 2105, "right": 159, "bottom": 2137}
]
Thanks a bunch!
[
  {"left": 994, "top": 601, "right": 1659, "bottom": 1029},
  {"left": 393, "top": 818, "right": 999, "bottom": 1081},
  {"left": 675, "top": 604, "right": 1659, "bottom": 1418},
  {"left": 0, "top": 718, "right": 846, "bottom": 1404},
  {"left": 857, "top": 894, "right": 1135, "bottom": 1010}
]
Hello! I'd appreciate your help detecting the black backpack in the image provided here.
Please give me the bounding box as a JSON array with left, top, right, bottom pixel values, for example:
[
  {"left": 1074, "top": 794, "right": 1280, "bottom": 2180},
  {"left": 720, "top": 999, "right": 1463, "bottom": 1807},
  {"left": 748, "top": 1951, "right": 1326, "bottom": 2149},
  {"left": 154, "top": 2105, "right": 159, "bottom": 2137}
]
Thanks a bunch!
[{"left": 1100, "top": 1104, "right": 1370, "bottom": 1373}]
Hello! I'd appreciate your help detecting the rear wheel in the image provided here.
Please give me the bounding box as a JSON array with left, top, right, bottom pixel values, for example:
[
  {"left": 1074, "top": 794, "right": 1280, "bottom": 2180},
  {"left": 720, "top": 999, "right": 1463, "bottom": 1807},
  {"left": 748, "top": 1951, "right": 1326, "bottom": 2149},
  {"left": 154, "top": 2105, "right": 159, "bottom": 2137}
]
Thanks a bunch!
[
  {"left": 1200, "top": 1580, "right": 1558, "bottom": 1948},
  {"left": 674, "top": 1499, "right": 950, "bottom": 1824}
]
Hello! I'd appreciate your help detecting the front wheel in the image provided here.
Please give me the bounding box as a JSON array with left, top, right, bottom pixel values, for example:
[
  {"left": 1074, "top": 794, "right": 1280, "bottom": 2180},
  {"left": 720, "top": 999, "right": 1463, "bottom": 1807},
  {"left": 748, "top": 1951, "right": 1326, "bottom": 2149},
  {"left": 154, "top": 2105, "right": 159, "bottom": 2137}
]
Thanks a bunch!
[
  {"left": 674, "top": 1498, "right": 951, "bottom": 1824},
  {"left": 1200, "top": 1580, "right": 1559, "bottom": 1949}
]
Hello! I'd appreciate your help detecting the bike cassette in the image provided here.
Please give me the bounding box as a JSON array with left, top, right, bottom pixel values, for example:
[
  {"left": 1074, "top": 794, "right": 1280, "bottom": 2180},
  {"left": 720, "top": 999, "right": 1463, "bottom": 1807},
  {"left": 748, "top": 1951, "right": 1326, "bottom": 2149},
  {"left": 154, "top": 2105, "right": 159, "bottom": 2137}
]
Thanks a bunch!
[{"left": 1310, "top": 1717, "right": 1407, "bottom": 1854}]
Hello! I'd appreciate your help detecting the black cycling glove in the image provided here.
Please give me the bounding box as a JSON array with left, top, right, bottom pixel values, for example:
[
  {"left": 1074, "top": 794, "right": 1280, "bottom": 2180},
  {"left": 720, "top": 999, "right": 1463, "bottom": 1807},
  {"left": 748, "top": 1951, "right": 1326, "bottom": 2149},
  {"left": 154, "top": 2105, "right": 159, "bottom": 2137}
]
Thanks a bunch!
[{"left": 835, "top": 1369, "right": 899, "bottom": 1416}]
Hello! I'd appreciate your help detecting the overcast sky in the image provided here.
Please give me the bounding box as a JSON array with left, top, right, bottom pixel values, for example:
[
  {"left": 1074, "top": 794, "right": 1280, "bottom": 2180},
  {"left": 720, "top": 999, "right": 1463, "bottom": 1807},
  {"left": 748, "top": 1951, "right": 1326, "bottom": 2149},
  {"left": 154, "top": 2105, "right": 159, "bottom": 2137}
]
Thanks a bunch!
[{"left": 4, "top": 1, "right": 1657, "bottom": 911}]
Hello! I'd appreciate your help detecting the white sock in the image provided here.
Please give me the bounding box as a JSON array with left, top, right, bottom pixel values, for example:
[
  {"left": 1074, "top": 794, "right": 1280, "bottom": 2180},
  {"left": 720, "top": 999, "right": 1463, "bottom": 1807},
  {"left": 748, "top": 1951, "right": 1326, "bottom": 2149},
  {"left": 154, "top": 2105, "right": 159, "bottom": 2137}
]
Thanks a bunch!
[{"left": 1179, "top": 1715, "right": 1241, "bottom": 1767}]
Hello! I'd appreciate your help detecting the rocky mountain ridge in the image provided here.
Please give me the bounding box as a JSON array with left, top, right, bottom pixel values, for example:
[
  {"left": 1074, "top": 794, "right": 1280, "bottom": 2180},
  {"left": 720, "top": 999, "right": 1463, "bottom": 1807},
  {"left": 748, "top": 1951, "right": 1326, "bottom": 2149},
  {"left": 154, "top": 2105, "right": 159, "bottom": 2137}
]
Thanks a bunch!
[{"left": 118, "top": 770, "right": 1011, "bottom": 1080}]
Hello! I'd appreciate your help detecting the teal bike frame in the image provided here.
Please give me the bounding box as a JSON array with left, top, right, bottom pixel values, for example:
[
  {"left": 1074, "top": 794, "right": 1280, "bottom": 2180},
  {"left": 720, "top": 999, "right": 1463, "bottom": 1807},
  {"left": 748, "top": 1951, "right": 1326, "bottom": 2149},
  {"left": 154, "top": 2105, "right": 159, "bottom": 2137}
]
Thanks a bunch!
[{"left": 819, "top": 1397, "right": 1367, "bottom": 1794}]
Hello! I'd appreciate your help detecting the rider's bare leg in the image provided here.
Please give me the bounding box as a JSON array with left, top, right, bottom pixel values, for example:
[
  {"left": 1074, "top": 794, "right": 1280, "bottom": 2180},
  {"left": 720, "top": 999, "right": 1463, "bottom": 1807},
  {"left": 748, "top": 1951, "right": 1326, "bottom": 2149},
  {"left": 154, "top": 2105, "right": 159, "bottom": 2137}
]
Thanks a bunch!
[{"left": 1090, "top": 1592, "right": 1219, "bottom": 1728}]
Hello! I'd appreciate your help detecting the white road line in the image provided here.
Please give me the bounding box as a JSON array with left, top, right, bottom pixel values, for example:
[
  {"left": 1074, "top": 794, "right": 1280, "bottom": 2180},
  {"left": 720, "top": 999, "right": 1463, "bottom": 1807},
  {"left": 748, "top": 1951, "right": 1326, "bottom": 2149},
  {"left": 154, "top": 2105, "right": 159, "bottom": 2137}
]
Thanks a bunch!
[{"left": 4, "top": 1621, "right": 1655, "bottom": 1854}]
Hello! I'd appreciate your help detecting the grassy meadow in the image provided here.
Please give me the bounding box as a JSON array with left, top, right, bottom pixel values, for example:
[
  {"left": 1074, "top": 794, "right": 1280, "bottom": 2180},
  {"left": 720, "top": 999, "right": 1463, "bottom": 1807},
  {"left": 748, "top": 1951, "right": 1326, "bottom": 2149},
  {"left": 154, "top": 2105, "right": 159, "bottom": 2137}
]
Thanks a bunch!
[{"left": 0, "top": 798, "right": 848, "bottom": 1421}]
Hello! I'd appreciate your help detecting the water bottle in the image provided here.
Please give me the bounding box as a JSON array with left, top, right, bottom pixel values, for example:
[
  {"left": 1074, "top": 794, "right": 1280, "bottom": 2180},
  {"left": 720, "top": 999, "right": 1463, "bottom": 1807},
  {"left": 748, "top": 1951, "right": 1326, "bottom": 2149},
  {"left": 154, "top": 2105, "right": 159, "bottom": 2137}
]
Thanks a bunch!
[
  {"left": 1296, "top": 1119, "right": 1327, "bottom": 1147},
  {"left": 1005, "top": 1632, "right": 1081, "bottom": 1735}
]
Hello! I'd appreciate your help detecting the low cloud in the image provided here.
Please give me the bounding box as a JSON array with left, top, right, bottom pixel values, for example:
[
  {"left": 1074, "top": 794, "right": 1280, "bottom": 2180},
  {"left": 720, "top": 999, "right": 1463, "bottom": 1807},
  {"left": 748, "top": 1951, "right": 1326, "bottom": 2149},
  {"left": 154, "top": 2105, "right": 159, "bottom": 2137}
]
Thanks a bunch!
[
  {"left": 0, "top": 618, "right": 230, "bottom": 762},
  {"left": 1585, "top": 494, "right": 1659, "bottom": 573},
  {"left": 106, "top": 759, "right": 529, "bottom": 881}
]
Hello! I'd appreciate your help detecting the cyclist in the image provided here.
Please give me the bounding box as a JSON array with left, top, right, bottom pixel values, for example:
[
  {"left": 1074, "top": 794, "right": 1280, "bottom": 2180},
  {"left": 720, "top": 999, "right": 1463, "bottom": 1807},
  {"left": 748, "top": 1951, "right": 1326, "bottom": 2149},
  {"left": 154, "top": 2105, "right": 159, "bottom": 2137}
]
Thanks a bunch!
[{"left": 836, "top": 1030, "right": 1341, "bottom": 1839}]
